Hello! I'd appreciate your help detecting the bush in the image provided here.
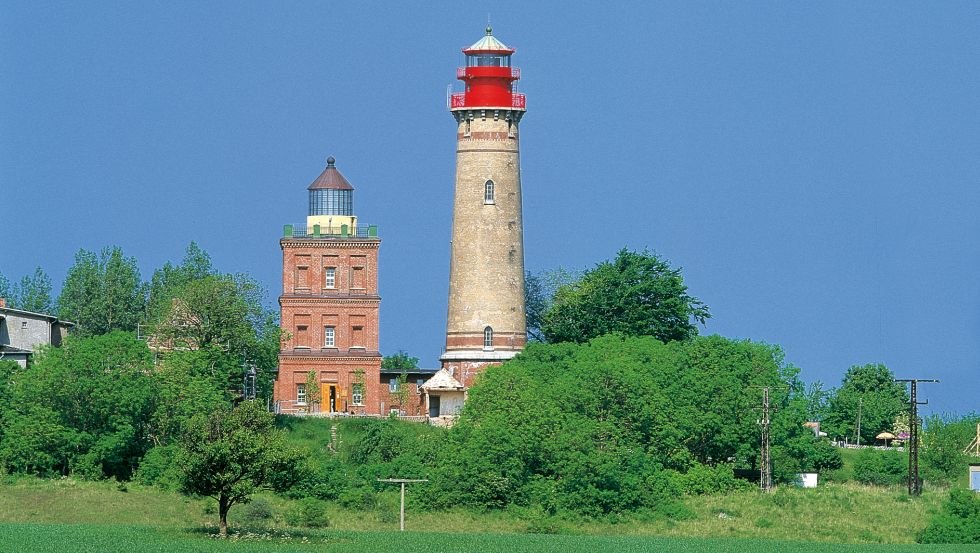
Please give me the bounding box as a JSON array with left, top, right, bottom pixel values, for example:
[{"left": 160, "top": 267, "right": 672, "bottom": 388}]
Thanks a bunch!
[
  {"left": 853, "top": 448, "right": 907, "bottom": 486},
  {"left": 134, "top": 445, "right": 182, "bottom": 491},
  {"left": 918, "top": 489, "right": 980, "bottom": 544},
  {"left": 921, "top": 415, "right": 980, "bottom": 484},
  {"left": 338, "top": 486, "right": 377, "bottom": 510},
  {"left": 285, "top": 497, "right": 330, "bottom": 528},
  {"left": 681, "top": 463, "right": 746, "bottom": 495},
  {"left": 242, "top": 498, "right": 274, "bottom": 524}
]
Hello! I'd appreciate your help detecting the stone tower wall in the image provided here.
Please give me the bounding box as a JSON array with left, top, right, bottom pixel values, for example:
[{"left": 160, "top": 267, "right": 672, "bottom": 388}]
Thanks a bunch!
[{"left": 443, "top": 111, "right": 527, "bottom": 367}]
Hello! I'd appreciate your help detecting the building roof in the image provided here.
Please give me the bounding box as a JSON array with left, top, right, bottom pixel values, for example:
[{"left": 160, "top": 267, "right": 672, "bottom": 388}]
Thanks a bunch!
[
  {"left": 308, "top": 156, "right": 354, "bottom": 191},
  {"left": 420, "top": 368, "right": 464, "bottom": 391},
  {"left": 380, "top": 367, "right": 439, "bottom": 378},
  {"left": 463, "top": 26, "right": 515, "bottom": 55},
  {"left": 0, "top": 344, "right": 32, "bottom": 357},
  {"left": 0, "top": 305, "right": 75, "bottom": 326}
]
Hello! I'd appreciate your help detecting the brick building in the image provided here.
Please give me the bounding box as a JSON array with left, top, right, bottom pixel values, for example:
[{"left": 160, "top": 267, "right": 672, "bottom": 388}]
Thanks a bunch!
[{"left": 274, "top": 157, "right": 384, "bottom": 415}]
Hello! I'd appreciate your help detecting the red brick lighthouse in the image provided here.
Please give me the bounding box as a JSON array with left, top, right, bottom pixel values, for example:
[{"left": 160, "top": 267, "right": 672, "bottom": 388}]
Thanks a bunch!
[
  {"left": 274, "top": 157, "right": 382, "bottom": 414},
  {"left": 440, "top": 27, "right": 527, "bottom": 386}
]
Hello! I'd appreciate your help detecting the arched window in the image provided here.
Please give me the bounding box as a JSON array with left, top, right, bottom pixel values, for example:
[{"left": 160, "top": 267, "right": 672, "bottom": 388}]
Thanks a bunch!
[
  {"left": 484, "top": 180, "right": 495, "bottom": 204},
  {"left": 483, "top": 326, "right": 494, "bottom": 350}
]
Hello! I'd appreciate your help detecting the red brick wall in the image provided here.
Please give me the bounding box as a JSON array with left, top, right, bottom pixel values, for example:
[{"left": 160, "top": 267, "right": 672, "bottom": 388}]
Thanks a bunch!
[
  {"left": 376, "top": 378, "right": 427, "bottom": 416},
  {"left": 274, "top": 237, "right": 384, "bottom": 414}
]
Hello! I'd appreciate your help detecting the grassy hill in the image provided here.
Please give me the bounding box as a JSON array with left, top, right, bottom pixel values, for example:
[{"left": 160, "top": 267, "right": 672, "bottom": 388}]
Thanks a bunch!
[
  {"left": 0, "top": 417, "right": 961, "bottom": 550},
  {"left": 0, "top": 472, "right": 948, "bottom": 546}
]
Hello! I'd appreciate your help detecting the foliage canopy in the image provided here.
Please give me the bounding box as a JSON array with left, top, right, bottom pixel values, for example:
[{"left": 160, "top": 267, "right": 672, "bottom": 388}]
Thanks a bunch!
[
  {"left": 177, "top": 400, "right": 304, "bottom": 537},
  {"left": 822, "top": 364, "right": 908, "bottom": 443},
  {"left": 541, "top": 249, "right": 709, "bottom": 344},
  {"left": 424, "top": 335, "right": 815, "bottom": 516}
]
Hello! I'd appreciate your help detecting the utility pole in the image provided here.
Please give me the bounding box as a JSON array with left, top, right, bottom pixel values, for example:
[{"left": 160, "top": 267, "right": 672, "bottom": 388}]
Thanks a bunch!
[
  {"left": 759, "top": 387, "right": 773, "bottom": 493},
  {"left": 377, "top": 478, "right": 428, "bottom": 531},
  {"left": 895, "top": 378, "right": 939, "bottom": 496},
  {"left": 856, "top": 397, "right": 862, "bottom": 447}
]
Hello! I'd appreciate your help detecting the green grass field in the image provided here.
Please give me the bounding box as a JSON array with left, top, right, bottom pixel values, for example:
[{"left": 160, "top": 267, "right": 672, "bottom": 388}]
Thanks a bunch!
[
  {"left": 0, "top": 475, "right": 958, "bottom": 551},
  {"left": 1, "top": 522, "right": 975, "bottom": 553}
]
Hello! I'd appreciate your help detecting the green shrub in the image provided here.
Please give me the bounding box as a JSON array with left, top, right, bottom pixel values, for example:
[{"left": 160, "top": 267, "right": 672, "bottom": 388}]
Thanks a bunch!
[
  {"left": 242, "top": 498, "right": 274, "bottom": 524},
  {"left": 921, "top": 414, "right": 980, "bottom": 484},
  {"left": 338, "top": 486, "right": 377, "bottom": 510},
  {"left": 853, "top": 448, "right": 906, "bottom": 486},
  {"left": 918, "top": 489, "right": 980, "bottom": 544},
  {"left": 285, "top": 497, "right": 329, "bottom": 528},
  {"left": 681, "top": 463, "right": 746, "bottom": 495},
  {"left": 134, "top": 445, "right": 182, "bottom": 491}
]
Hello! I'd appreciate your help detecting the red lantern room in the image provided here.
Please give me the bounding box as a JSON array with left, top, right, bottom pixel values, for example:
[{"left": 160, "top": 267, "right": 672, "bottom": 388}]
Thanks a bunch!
[{"left": 450, "top": 26, "right": 525, "bottom": 110}]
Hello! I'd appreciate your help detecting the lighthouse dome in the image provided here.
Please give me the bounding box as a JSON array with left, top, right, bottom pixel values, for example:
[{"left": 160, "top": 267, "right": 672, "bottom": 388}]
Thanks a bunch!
[
  {"left": 308, "top": 156, "right": 353, "bottom": 216},
  {"left": 462, "top": 26, "right": 515, "bottom": 54}
]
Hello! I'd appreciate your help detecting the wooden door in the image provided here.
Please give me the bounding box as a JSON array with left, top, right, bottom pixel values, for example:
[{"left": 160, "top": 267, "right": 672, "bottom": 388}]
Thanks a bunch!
[{"left": 320, "top": 383, "right": 338, "bottom": 413}]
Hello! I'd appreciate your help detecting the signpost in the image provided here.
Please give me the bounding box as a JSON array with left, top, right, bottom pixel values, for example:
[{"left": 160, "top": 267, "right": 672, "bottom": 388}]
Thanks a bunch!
[{"left": 377, "top": 478, "right": 428, "bottom": 531}]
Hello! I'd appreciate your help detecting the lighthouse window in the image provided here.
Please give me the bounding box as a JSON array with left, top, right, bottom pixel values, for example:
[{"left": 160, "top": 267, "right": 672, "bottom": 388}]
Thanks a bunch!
[
  {"left": 483, "top": 326, "right": 494, "bottom": 350},
  {"left": 484, "top": 180, "right": 495, "bottom": 204},
  {"left": 324, "top": 326, "right": 335, "bottom": 347},
  {"left": 309, "top": 189, "right": 353, "bottom": 216},
  {"left": 467, "top": 54, "right": 509, "bottom": 67},
  {"left": 324, "top": 267, "right": 336, "bottom": 289}
]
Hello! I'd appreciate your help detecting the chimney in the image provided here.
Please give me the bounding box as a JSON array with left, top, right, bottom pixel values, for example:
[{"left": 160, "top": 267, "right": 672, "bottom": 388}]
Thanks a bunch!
[{"left": 0, "top": 298, "right": 6, "bottom": 308}]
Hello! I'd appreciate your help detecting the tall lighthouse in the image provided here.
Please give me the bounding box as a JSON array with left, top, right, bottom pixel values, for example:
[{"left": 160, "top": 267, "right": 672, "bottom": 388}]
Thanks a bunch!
[{"left": 440, "top": 27, "right": 527, "bottom": 386}]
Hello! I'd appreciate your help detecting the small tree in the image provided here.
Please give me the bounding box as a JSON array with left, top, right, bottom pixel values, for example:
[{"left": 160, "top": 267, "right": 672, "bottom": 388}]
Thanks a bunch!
[
  {"left": 177, "top": 401, "right": 304, "bottom": 537},
  {"left": 304, "top": 371, "right": 321, "bottom": 413}
]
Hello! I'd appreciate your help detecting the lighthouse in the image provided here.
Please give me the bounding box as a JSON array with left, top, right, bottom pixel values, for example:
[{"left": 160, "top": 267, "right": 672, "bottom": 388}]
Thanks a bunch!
[
  {"left": 274, "top": 157, "right": 382, "bottom": 415},
  {"left": 440, "top": 27, "right": 527, "bottom": 386}
]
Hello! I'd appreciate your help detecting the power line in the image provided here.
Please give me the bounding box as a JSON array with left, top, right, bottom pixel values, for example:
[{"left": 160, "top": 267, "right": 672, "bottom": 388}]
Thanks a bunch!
[{"left": 895, "top": 378, "right": 939, "bottom": 496}]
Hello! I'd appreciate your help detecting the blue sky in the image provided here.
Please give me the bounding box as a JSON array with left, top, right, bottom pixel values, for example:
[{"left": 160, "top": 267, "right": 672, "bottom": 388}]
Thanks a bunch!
[{"left": 2, "top": 2, "right": 977, "bottom": 414}]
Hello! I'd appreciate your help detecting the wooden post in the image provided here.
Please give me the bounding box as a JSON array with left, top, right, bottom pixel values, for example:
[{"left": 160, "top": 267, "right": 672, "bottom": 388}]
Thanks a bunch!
[
  {"left": 400, "top": 482, "right": 405, "bottom": 531},
  {"left": 377, "top": 478, "right": 428, "bottom": 532}
]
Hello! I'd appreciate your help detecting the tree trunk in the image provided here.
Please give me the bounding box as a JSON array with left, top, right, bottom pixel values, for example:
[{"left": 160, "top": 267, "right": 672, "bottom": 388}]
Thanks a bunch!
[{"left": 218, "top": 494, "right": 230, "bottom": 538}]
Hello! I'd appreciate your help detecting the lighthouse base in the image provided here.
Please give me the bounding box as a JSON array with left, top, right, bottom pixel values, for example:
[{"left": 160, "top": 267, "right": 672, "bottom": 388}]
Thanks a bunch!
[{"left": 439, "top": 349, "right": 519, "bottom": 388}]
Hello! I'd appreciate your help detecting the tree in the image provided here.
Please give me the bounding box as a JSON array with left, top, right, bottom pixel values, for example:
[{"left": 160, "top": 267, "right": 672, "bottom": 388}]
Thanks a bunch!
[
  {"left": 802, "top": 380, "right": 831, "bottom": 422},
  {"left": 304, "top": 371, "right": 321, "bottom": 413},
  {"left": 381, "top": 350, "right": 419, "bottom": 370},
  {"left": 146, "top": 242, "right": 214, "bottom": 323},
  {"left": 177, "top": 401, "right": 304, "bottom": 537},
  {"left": 58, "top": 247, "right": 145, "bottom": 334},
  {"left": 822, "top": 363, "right": 908, "bottom": 444},
  {"left": 0, "top": 271, "right": 11, "bottom": 302},
  {"left": 0, "top": 267, "right": 53, "bottom": 313},
  {"left": 426, "top": 334, "right": 800, "bottom": 515},
  {"left": 11, "top": 266, "right": 54, "bottom": 313},
  {"left": 524, "top": 268, "right": 577, "bottom": 343},
  {"left": 150, "top": 348, "right": 235, "bottom": 446},
  {"left": 540, "top": 249, "right": 709, "bottom": 344},
  {"left": 148, "top": 243, "right": 280, "bottom": 400},
  {"left": 0, "top": 332, "right": 156, "bottom": 478}
]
